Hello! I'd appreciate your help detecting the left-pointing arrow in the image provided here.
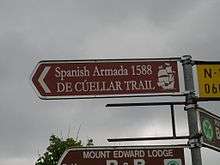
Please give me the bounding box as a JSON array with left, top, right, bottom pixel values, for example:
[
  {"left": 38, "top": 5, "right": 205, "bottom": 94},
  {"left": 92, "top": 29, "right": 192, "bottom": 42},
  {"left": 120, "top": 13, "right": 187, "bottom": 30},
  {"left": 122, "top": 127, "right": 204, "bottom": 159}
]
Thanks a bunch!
[{"left": 38, "top": 66, "right": 51, "bottom": 93}]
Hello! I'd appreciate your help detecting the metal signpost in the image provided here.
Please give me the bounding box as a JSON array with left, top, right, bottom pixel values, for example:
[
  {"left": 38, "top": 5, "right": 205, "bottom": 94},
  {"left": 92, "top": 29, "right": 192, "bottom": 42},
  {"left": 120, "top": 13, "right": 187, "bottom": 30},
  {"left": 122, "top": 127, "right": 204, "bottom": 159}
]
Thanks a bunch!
[
  {"left": 31, "top": 59, "right": 180, "bottom": 99},
  {"left": 197, "top": 107, "right": 220, "bottom": 152},
  {"left": 196, "top": 62, "right": 220, "bottom": 100},
  {"left": 181, "top": 55, "right": 202, "bottom": 165},
  {"left": 58, "top": 146, "right": 185, "bottom": 165}
]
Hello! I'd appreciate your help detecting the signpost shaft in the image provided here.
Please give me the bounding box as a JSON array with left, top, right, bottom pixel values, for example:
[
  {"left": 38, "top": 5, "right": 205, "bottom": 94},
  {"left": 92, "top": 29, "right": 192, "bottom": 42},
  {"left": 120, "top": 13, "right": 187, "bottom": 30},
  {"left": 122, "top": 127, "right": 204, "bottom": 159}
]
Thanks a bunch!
[{"left": 182, "top": 55, "right": 202, "bottom": 165}]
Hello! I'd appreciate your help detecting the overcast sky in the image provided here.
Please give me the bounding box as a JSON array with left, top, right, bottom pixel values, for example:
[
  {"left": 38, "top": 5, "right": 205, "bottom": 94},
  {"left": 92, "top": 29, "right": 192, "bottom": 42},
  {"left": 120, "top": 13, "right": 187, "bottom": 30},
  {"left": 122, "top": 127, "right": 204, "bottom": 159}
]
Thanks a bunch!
[{"left": 1, "top": 0, "right": 220, "bottom": 164}]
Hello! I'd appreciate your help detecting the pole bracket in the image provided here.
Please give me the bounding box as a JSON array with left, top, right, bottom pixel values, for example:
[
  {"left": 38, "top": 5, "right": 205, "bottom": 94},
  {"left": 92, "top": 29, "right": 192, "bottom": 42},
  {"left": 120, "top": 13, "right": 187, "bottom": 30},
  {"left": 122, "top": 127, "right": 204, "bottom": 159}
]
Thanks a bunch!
[
  {"left": 188, "top": 139, "right": 202, "bottom": 148},
  {"left": 188, "top": 134, "right": 202, "bottom": 148},
  {"left": 184, "top": 103, "right": 197, "bottom": 111}
]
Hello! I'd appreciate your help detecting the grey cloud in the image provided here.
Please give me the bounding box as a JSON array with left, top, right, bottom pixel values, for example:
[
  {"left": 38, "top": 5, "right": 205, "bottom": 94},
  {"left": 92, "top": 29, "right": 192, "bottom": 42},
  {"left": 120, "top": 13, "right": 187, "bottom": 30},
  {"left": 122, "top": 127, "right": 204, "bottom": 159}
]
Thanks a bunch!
[{"left": 77, "top": 0, "right": 202, "bottom": 23}]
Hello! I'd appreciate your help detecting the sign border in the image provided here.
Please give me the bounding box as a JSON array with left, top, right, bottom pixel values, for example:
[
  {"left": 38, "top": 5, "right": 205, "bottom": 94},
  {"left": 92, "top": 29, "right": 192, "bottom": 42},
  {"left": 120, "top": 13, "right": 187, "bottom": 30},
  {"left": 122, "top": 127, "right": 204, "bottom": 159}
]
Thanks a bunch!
[{"left": 31, "top": 58, "right": 183, "bottom": 100}]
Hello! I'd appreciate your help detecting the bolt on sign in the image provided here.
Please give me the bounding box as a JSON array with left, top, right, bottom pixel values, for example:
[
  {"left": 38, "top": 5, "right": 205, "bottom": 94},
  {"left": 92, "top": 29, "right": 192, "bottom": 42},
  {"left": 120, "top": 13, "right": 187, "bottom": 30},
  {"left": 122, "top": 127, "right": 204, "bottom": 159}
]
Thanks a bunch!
[
  {"left": 196, "top": 63, "right": 220, "bottom": 100},
  {"left": 198, "top": 107, "right": 220, "bottom": 152},
  {"left": 31, "top": 59, "right": 180, "bottom": 99},
  {"left": 58, "top": 146, "right": 185, "bottom": 165}
]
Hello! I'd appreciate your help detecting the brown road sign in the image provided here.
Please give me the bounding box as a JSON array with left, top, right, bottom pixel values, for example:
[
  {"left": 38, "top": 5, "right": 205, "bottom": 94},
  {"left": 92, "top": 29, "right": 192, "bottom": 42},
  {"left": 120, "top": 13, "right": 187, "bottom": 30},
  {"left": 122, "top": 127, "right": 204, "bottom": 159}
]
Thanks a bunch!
[
  {"left": 58, "top": 145, "right": 185, "bottom": 165},
  {"left": 31, "top": 59, "right": 180, "bottom": 99},
  {"left": 197, "top": 107, "right": 220, "bottom": 152}
]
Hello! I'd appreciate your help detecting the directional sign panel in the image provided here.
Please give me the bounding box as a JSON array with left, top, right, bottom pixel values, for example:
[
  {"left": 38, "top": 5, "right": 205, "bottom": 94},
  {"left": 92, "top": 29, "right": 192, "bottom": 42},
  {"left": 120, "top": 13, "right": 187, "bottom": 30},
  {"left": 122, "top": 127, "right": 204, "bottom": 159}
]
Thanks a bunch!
[
  {"left": 31, "top": 59, "right": 180, "bottom": 99},
  {"left": 198, "top": 107, "right": 220, "bottom": 152},
  {"left": 197, "top": 63, "right": 220, "bottom": 100},
  {"left": 58, "top": 146, "right": 185, "bottom": 165}
]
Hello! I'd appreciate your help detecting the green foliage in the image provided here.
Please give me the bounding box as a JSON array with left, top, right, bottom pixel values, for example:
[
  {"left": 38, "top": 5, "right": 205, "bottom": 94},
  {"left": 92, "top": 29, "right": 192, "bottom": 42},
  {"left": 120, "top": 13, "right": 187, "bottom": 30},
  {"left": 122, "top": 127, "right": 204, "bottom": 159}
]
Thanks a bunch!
[{"left": 36, "top": 135, "right": 93, "bottom": 165}]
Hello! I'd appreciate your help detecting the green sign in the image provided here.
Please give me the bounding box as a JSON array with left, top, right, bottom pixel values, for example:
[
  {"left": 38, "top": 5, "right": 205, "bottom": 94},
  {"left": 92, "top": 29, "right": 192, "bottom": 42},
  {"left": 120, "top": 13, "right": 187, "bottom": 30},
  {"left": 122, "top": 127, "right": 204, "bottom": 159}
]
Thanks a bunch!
[
  {"left": 198, "top": 108, "right": 220, "bottom": 152},
  {"left": 202, "top": 118, "right": 214, "bottom": 142},
  {"left": 164, "top": 159, "right": 181, "bottom": 165},
  {"left": 167, "top": 160, "right": 180, "bottom": 165}
]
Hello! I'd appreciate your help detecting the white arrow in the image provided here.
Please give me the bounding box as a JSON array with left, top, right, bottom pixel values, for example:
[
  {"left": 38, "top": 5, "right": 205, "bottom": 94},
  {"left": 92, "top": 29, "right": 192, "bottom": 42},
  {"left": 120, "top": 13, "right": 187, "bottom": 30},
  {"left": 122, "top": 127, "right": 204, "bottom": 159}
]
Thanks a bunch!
[{"left": 38, "top": 66, "right": 51, "bottom": 93}]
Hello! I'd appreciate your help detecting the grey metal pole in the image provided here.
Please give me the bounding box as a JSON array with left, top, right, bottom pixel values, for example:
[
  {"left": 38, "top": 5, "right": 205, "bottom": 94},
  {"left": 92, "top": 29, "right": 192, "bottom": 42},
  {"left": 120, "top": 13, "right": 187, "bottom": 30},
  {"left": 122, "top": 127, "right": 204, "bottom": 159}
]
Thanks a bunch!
[{"left": 181, "top": 55, "right": 202, "bottom": 165}]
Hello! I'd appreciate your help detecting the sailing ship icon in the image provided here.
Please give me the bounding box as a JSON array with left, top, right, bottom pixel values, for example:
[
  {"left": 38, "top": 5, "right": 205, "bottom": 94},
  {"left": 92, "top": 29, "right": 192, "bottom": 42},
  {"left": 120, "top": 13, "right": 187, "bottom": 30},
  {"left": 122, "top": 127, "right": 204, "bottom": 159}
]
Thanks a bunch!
[{"left": 157, "top": 63, "right": 175, "bottom": 90}]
